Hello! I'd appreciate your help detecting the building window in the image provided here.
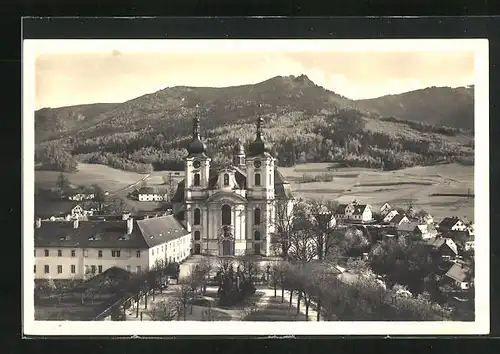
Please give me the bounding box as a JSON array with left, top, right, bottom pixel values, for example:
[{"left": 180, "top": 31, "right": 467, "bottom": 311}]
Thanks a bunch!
[
  {"left": 254, "top": 231, "right": 261, "bottom": 241},
  {"left": 57, "top": 249, "right": 62, "bottom": 257},
  {"left": 98, "top": 265, "right": 103, "bottom": 274},
  {"left": 57, "top": 265, "right": 62, "bottom": 274},
  {"left": 194, "top": 173, "right": 201, "bottom": 186},
  {"left": 254, "top": 173, "right": 261, "bottom": 186},
  {"left": 136, "top": 266, "right": 141, "bottom": 273},
  {"left": 71, "top": 250, "right": 76, "bottom": 257},
  {"left": 194, "top": 231, "right": 201, "bottom": 240},
  {"left": 44, "top": 249, "right": 49, "bottom": 257},
  {"left": 152, "top": 249, "right": 155, "bottom": 256},
  {"left": 84, "top": 249, "right": 88, "bottom": 257},
  {"left": 34, "top": 265, "right": 36, "bottom": 273},
  {"left": 98, "top": 250, "right": 103, "bottom": 258},
  {"left": 136, "top": 250, "right": 141, "bottom": 258},
  {"left": 112, "top": 250, "right": 121, "bottom": 257},
  {"left": 71, "top": 265, "right": 76, "bottom": 274},
  {"left": 91, "top": 265, "right": 96, "bottom": 274},
  {"left": 44, "top": 265, "right": 49, "bottom": 274},
  {"left": 221, "top": 204, "right": 232, "bottom": 225},
  {"left": 224, "top": 173, "right": 230, "bottom": 186},
  {"left": 194, "top": 208, "right": 201, "bottom": 225},
  {"left": 254, "top": 208, "right": 261, "bottom": 225}
]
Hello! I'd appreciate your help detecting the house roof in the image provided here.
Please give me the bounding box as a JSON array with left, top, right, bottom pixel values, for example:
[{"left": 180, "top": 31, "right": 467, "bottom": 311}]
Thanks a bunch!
[
  {"left": 352, "top": 204, "right": 368, "bottom": 215},
  {"left": 35, "top": 199, "right": 78, "bottom": 218},
  {"left": 439, "top": 217, "right": 462, "bottom": 230},
  {"left": 424, "top": 237, "right": 459, "bottom": 255},
  {"left": 34, "top": 215, "right": 189, "bottom": 249},
  {"left": 138, "top": 186, "right": 160, "bottom": 195},
  {"left": 445, "top": 263, "right": 472, "bottom": 283},
  {"left": 416, "top": 224, "right": 428, "bottom": 234},
  {"left": 171, "top": 166, "right": 293, "bottom": 202},
  {"left": 336, "top": 204, "right": 349, "bottom": 214},
  {"left": 391, "top": 214, "right": 407, "bottom": 225},
  {"left": 136, "top": 215, "right": 190, "bottom": 247},
  {"left": 397, "top": 220, "right": 418, "bottom": 232}
]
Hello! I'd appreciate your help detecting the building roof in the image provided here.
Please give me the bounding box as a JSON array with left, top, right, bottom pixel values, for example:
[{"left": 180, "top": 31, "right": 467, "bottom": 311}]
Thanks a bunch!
[
  {"left": 138, "top": 186, "right": 161, "bottom": 195},
  {"left": 352, "top": 204, "right": 368, "bottom": 215},
  {"left": 424, "top": 237, "right": 459, "bottom": 255},
  {"left": 391, "top": 214, "right": 407, "bottom": 225},
  {"left": 136, "top": 215, "right": 190, "bottom": 247},
  {"left": 171, "top": 166, "right": 293, "bottom": 202},
  {"left": 34, "top": 215, "right": 189, "bottom": 249},
  {"left": 35, "top": 199, "right": 77, "bottom": 218},
  {"left": 439, "top": 217, "right": 462, "bottom": 230},
  {"left": 336, "top": 204, "right": 349, "bottom": 214},
  {"left": 397, "top": 220, "right": 418, "bottom": 232},
  {"left": 445, "top": 263, "right": 472, "bottom": 283},
  {"left": 416, "top": 224, "right": 428, "bottom": 234}
]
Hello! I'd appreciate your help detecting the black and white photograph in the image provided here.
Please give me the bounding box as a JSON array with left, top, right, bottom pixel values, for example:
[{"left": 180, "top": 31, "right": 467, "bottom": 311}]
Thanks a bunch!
[{"left": 22, "top": 38, "right": 489, "bottom": 336}]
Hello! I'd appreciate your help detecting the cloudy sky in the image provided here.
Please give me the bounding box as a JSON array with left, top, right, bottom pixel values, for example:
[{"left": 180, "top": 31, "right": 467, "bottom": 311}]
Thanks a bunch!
[{"left": 32, "top": 43, "right": 475, "bottom": 110}]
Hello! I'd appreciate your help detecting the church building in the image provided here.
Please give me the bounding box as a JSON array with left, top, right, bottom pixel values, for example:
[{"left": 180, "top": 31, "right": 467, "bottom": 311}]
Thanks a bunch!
[{"left": 172, "top": 114, "right": 295, "bottom": 257}]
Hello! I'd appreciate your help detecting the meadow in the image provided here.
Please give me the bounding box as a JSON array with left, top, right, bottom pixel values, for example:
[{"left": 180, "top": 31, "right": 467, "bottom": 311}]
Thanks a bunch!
[{"left": 34, "top": 162, "right": 474, "bottom": 221}]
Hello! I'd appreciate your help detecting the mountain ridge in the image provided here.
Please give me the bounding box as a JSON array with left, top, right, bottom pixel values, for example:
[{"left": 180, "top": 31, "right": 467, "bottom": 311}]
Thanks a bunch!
[{"left": 34, "top": 74, "right": 474, "bottom": 174}]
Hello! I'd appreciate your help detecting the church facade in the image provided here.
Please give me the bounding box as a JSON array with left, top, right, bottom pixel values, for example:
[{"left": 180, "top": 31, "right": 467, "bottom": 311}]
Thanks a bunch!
[{"left": 172, "top": 114, "right": 295, "bottom": 257}]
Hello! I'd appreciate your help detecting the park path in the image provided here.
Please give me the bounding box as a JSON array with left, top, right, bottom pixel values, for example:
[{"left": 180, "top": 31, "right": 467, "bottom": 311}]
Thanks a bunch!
[{"left": 109, "top": 174, "right": 150, "bottom": 197}]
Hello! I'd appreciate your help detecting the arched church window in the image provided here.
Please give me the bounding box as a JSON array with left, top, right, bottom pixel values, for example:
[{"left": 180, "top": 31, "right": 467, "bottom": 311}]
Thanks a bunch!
[
  {"left": 254, "top": 208, "right": 261, "bottom": 225},
  {"left": 223, "top": 173, "right": 230, "bottom": 186},
  {"left": 194, "top": 231, "right": 201, "bottom": 240},
  {"left": 254, "top": 230, "right": 261, "bottom": 241},
  {"left": 194, "top": 173, "right": 201, "bottom": 186},
  {"left": 254, "top": 173, "right": 261, "bottom": 186},
  {"left": 222, "top": 204, "right": 231, "bottom": 226},
  {"left": 193, "top": 208, "right": 201, "bottom": 225}
]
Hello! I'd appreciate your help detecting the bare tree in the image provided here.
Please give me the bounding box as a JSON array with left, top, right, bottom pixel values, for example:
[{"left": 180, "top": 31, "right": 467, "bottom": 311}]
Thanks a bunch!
[
  {"left": 174, "top": 280, "right": 194, "bottom": 321},
  {"left": 147, "top": 298, "right": 180, "bottom": 321}
]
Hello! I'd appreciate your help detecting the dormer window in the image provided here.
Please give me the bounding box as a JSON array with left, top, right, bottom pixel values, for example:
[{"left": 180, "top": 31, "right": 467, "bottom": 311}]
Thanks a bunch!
[{"left": 223, "top": 173, "right": 230, "bottom": 186}]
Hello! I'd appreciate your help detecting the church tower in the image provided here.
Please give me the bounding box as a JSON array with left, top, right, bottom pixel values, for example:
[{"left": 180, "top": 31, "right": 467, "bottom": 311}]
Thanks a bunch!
[
  {"left": 245, "top": 112, "right": 275, "bottom": 256},
  {"left": 246, "top": 115, "right": 275, "bottom": 200},
  {"left": 184, "top": 107, "right": 211, "bottom": 199},
  {"left": 232, "top": 139, "right": 246, "bottom": 169}
]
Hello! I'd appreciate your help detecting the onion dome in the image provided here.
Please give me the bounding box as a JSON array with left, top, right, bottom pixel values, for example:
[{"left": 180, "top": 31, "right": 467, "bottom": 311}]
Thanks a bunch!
[
  {"left": 187, "top": 116, "right": 207, "bottom": 156},
  {"left": 248, "top": 116, "right": 269, "bottom": 157},
  {"left": 233, "top": 139, "right": 246, "bottom": 155}
]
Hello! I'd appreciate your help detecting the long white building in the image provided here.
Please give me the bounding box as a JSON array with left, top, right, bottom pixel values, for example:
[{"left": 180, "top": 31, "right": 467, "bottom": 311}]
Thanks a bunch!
[{"left": 34, "top": 215, "right": 191, "bottom": 280}]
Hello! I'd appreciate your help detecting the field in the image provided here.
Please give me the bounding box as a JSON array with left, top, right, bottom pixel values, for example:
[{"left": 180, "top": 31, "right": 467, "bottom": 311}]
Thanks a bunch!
[
  {"left": 34, "top": 162, "right": 474, "bottom": 221},
  {"left": 281, "top": 162, "right": 474, "bottom": 221}
]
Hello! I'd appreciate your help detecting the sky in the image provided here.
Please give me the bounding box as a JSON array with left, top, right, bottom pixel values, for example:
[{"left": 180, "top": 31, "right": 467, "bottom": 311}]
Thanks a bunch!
[{"left": 32, "top": 43, "right": 475, "bottom": 110}]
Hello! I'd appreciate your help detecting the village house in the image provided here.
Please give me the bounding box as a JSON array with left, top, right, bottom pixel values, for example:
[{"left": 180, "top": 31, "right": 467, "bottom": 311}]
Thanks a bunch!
[
  {"left": 33, "top": 214, "right": 191, "bottom": 280},
  {"left": 136, "top": 187, "right": 167, "bottom": 202},
  {"left": 391, "top": 214, "right": 411, "bottom": 227},
  {"left": 414, "top": 223, "right": 438, "bottom": 240},
  {"left": 335, "top": 201, "right": 372, "bottom": 223},
  {"left": 35, "top": 199, "right": 101, "bottom": 221},
  {"left": 382, "top": 209, "right": 399, "bottom": 224},
  {"left": 444, "top": 262, "right": 474, "bottom": 290},
  {"left": 424, "top": 237, "right": 459, "bottom": 261},
  {"left": 438, "top": 217, "right": 468, "bottom": 233},
  {"left": 379, "top": 202, "right": 392, "bottom": 216},
  {"left": 68, "top": 192, "right": 95, "bottom": 201}
]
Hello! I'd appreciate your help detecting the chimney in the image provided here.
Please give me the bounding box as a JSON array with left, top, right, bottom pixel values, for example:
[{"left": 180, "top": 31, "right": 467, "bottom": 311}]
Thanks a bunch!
[
  {"left": 73, "top": 219, "right": 79, "bottom": 229},
  {"left": 127, "top": 218, "right": 134, "bottom": 234},
  {"left": 35, "top": 217, "right": 42, "bottom": 228}
]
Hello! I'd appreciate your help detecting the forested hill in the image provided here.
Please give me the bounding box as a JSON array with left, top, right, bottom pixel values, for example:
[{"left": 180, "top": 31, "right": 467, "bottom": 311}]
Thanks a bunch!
[
  {"left": 34, "top": 75, "right": 474, "bottom": 173},
  {"left": 355, "top": 85, "right": 474, "bottom": 131}
]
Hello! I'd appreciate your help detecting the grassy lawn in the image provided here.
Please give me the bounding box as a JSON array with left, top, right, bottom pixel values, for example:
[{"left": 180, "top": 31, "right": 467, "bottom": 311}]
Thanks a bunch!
[
  {"left": 35, "top": 293, "right": 118, "bottom": 320},
  {"left": 280, "top": 162, "right": 474, "bottom": 221}
]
